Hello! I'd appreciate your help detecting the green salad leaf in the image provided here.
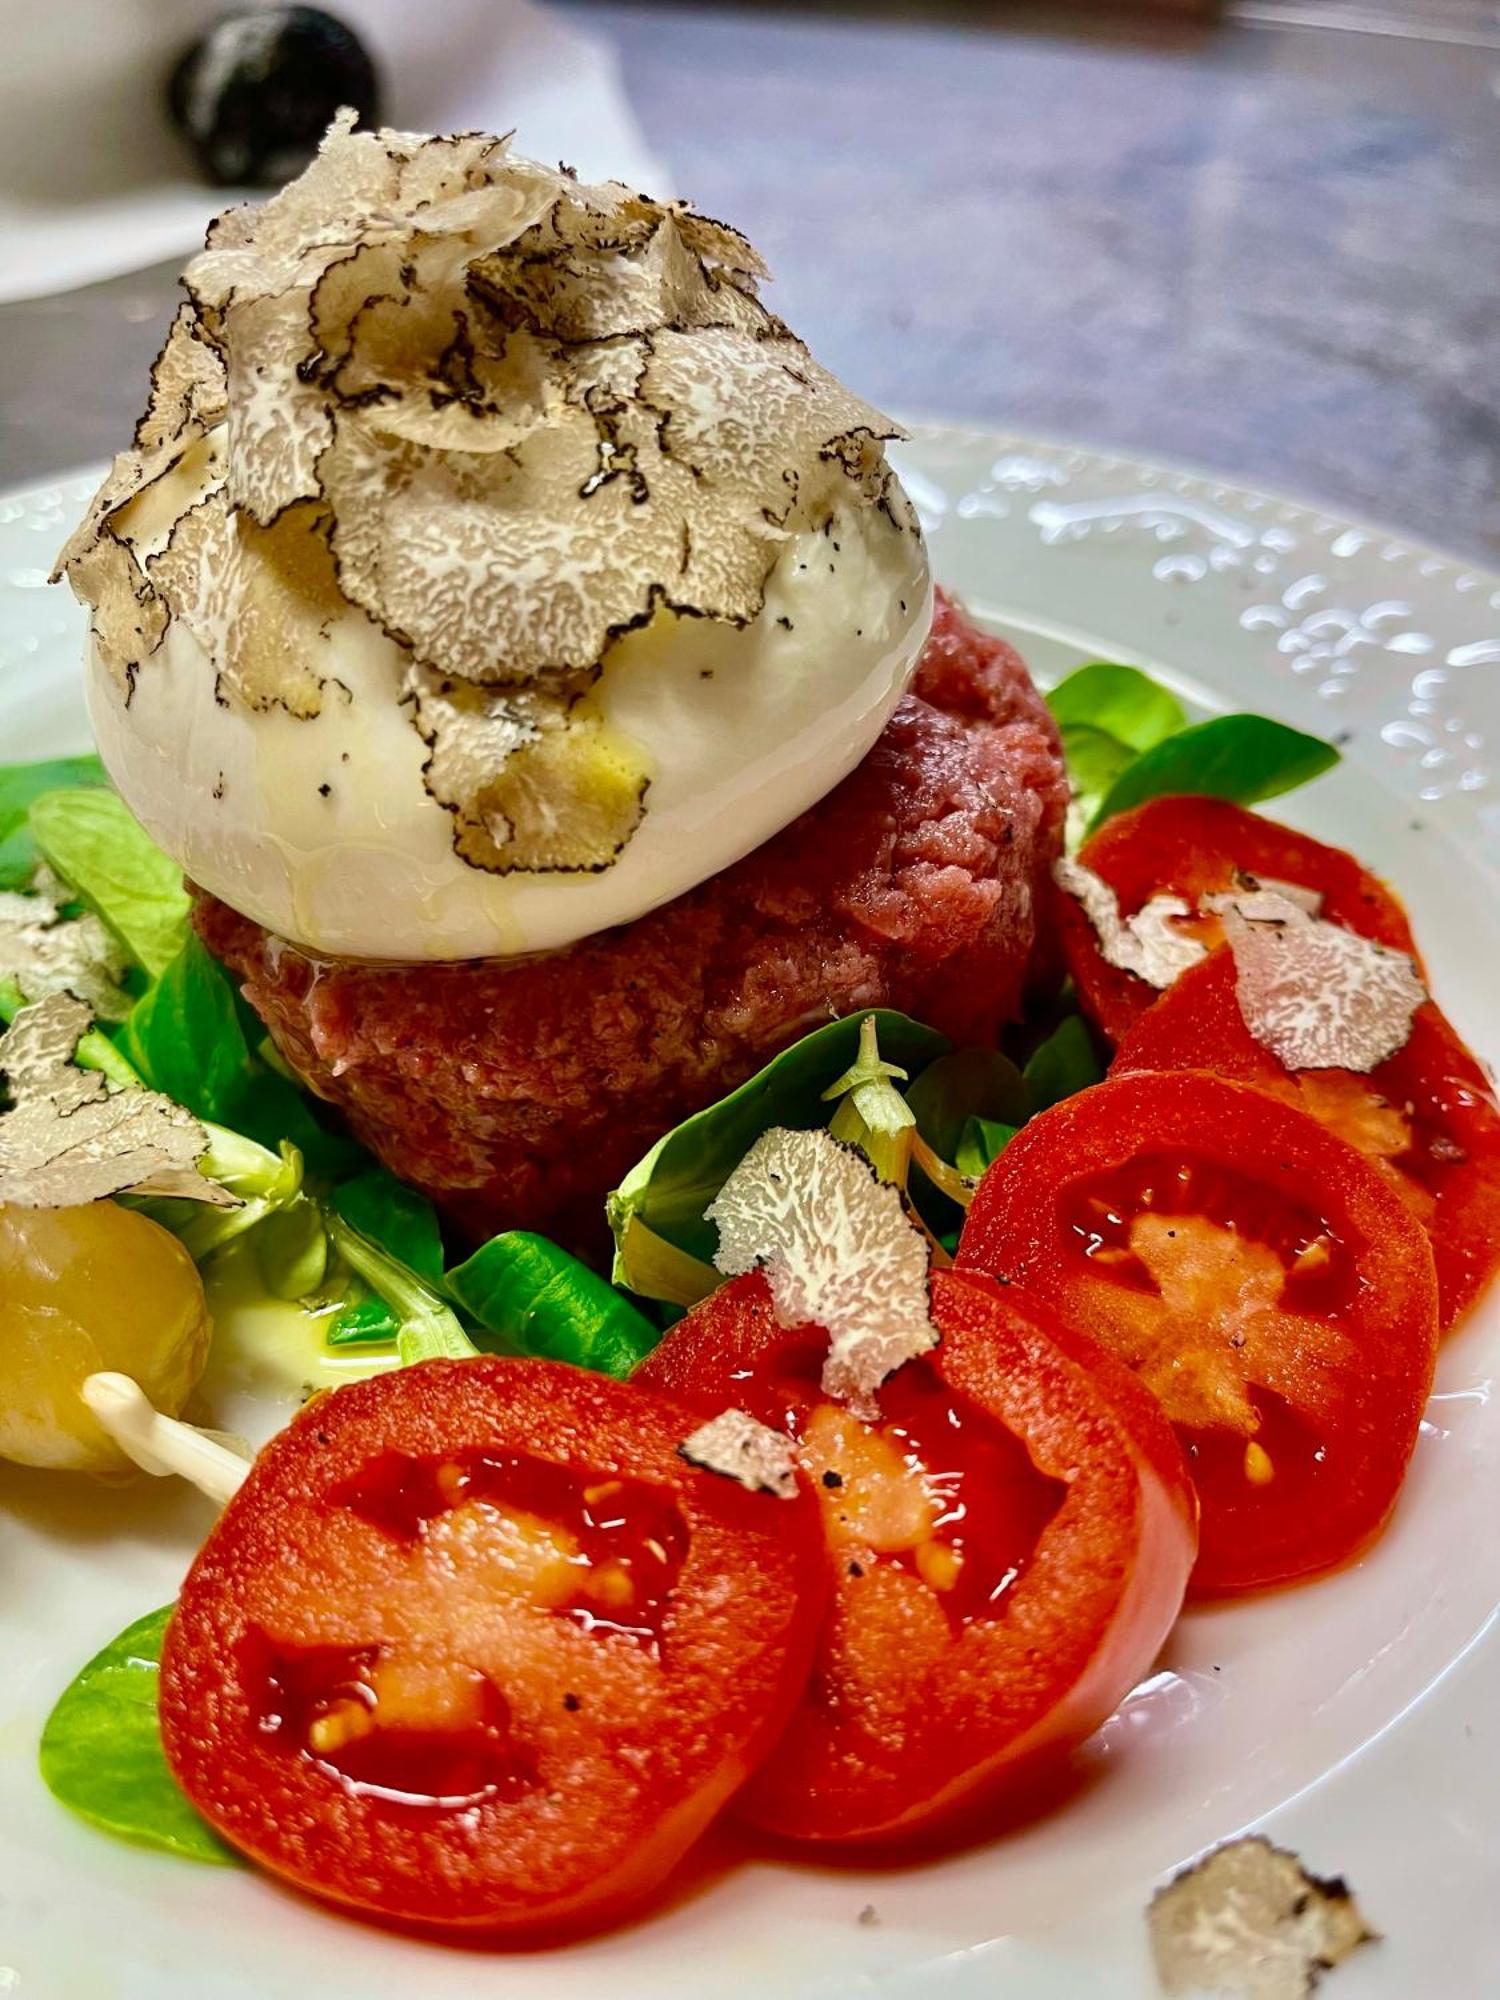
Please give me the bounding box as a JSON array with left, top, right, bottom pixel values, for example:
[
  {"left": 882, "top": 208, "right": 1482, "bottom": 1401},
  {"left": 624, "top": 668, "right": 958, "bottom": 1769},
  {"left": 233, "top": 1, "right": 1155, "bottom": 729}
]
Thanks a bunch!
[
  {"left": 29, "top": 788, "right": 190, "bottom": 977},
  {"left": 134, "top": 1132, "right": 305, "bottom": 1265},
  {"left": 1046, "top": 663, "right": 1338, "bottom": 845},
  {"left": 118, "top": 933, "right": 251, "bottom": 1122},
  {"left": 324, "top": 1169, "right": 446, "bottom": 1345},
  {"left": 121, "top": 934, "right": 363, "bottom": 1178},
  {"left": 1047, "top": 662, "right": 1189, "bottom": 752},
  {"left": 1054, "top": 722, "right": 1138, "bottom": 833},
  {"left": 1047, "top": 664, "right": 1190, "bottom": 838},
  {"left": 449, "top": 1232, "right": 660, "bottom": 1379},
  {"left": 324, "top": 1295, "right": 402, "bottom": 1346},
  {"left": 254, "top": 1193, "right": 329, "bottom": 1299},
  {"left": 607, "top": 1010, "right": 950, "bottom": 1293},
  {"left": 1023, "top": 1014, "right": 1105, "bottom": 1114},
  {"left": 904, "top": 1047, "right": 1028, "bottom": 1163},
  {"left": 326, "top": 1214, "right": 478, "bottom": 1365},
  {"left": 331, "top": 1169, "right": 445, "bottom": 1285},
  {"left": 0, "top": 754, "right": 107, "bottom": 891},
  {"left": 955, "top": 1115, "right": 1019, "bottom": 1179},
  {"left": 39, "top": 1606, "right": 233, "bottom": 1866},
  {"left": 1088, "top": 714, "right": 1340, "bottom": 832}
]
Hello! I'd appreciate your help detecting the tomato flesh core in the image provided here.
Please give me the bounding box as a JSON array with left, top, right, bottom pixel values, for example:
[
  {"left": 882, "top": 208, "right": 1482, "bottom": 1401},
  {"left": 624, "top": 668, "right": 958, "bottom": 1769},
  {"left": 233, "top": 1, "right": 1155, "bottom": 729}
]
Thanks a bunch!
[
  {"left": 244, "top": 1635, "right": 534, "bottom": 1814},
  {"left": 334, "top": 1448, "right": 689, "bottom": 1647},
  {"left": 239, "top": 1448, "right": 690, "bottom": 1814},
  {"left": 1062, "top": 1151, "right": 1353, "bottom": 1314},
  {"left": 727, "top": 1341, "right": 1064, "bottom": 1630},
  {"left": 1056, "top": 1150, "right": 1357, "bottom": 1510}
]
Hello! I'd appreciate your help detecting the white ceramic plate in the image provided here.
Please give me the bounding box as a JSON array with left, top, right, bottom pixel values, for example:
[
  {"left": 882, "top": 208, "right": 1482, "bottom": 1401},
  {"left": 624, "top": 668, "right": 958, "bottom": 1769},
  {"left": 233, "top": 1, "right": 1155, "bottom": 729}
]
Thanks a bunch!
[{"left": 2, "top": 430, "right": 1498, "bottom": 1999}]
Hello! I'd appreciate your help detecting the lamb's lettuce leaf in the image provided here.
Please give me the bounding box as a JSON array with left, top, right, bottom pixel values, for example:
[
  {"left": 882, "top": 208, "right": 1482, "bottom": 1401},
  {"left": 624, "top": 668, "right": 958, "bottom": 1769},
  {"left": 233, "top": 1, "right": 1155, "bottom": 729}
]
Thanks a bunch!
[
  {"left": 1023, "top": 1014, "right": 1105, "bottom": 1114},
  {"left": 325, "top": 1214, "right": 477, "bottom": 1365},
  {"left": 0, "top": 755, "right": 108, "bottom": 892},
  {"left": 448, "top": 1232, "right": 660, "bottom": 1378},
  {"left": 29, "top": 788, "right": 190, "bottom": 977},
  {"left": 331, "top": 1169, "right": 445, "bottom": 1285},
  {"left": 955, "top": 1116, "right": 1019, "bottom": 1179},
  {"left": 121, "top": 934, "right": 363, "bottom": 1178},
  {"left": 39, "top": 1606, "right": 233, "bottom": 1866}
]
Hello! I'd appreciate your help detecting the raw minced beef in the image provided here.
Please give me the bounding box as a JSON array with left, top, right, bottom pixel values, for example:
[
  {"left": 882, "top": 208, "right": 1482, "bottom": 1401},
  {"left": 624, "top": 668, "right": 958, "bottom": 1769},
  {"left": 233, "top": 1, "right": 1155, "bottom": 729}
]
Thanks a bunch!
[{"left": 193, "top": 592, "right": 1068, "bottom": 1247}]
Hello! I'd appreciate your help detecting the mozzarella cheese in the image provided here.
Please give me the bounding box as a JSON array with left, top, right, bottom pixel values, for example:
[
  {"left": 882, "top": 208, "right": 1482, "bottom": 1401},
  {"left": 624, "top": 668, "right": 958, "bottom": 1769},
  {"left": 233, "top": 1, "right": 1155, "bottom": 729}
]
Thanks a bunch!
[{"left": 88, "top": 440, "right": 931, "bottom": 961}]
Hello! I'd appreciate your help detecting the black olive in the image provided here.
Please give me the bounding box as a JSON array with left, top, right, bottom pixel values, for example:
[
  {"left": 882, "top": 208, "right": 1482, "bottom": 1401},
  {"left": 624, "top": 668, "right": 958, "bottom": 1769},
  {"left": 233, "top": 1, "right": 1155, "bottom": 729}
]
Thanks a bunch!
[{"left": 165, "top": 7, "right": 381, "bottom": 189}]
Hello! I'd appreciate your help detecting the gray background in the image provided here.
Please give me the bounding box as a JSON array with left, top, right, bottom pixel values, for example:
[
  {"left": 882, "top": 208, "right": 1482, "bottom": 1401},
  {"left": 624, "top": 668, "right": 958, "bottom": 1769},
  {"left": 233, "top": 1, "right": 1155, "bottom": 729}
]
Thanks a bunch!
[{"left": 3, "top": 1, "right": 1497, "bottom": 561}]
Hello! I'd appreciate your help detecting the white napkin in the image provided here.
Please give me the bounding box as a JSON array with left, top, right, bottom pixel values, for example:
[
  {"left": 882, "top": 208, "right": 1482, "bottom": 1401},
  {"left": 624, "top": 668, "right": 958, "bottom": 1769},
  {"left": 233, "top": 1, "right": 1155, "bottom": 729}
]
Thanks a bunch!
[{"left": 0, "top": 0, "right": 666, "bottom": 305}]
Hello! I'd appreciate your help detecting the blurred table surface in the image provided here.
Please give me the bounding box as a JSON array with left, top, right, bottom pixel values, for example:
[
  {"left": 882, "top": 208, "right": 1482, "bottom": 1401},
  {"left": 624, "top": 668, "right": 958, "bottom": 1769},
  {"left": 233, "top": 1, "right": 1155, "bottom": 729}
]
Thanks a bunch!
[{"left": 3, "top": 0, "right": 1498, "bottom": 563}]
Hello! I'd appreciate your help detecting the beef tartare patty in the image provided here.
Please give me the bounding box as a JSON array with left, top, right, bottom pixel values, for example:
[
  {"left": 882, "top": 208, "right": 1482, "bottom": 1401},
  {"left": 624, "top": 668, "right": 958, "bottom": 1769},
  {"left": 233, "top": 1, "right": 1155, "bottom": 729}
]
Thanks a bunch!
[{"left": 195, "top": 594, "right": 1067, "bottom": 1246}]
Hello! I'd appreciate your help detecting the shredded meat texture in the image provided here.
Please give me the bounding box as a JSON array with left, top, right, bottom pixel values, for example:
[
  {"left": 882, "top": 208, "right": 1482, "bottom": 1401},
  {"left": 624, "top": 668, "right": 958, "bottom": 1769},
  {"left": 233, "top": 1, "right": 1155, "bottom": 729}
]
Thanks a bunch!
[{"left": 194, "top": 592, "right": 1068, "bottom": 1248}]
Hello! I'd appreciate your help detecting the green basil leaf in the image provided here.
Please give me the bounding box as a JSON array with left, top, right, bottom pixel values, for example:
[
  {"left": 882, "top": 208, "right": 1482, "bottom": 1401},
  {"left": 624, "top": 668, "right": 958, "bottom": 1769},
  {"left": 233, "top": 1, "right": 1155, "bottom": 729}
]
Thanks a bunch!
[
  {"left": 904, "top": 1047, "right": 1027, "bottom": 1163},
  {"left": 607, "top": 1009, "right": 950, "bottom": 1286},
  {"left": 1023, "top": 1015, "right": 1104, "bottom": 1114},
  {"left": 29, "top": 789, "right": 190, "bottom": 977},
  {"left": 39, "top": 1606, "right": 234, "bottom": 1866},
  {"left": 1088, "top": 715, "right": 1339, "bottom": 833},
  {"left": 1047, "top": 663, "right": 1188, "bottom": 752},
  {"left": 331, "top": 1169, "right": 444, "bottom": 1286},
  {"left": 0, "top": 756, "right": 108, "bottom": 890},
  {"left": 955, "top": 1115, "right": 1019, "bottom": 1179},
  {"left": 449, "top": 1232, "right": 660, "bottom": 1379}
]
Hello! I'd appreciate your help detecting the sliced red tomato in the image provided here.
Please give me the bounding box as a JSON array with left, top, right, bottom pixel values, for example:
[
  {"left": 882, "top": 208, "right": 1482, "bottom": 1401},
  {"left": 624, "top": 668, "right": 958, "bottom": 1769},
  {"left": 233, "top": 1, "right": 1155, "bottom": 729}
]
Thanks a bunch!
[
  {"left": 635, "top": 1268, "right": 1195, "bottom": 1844},
  {"left": 1112, "top": 949, "right": 1500, "bottom": 1328},
  {"left": 159, "top": 1358, "right": 825, "bottom": 1939},
  {"left": 1057, "top": 795, "right": 1416, "bottom": 1043},
  {"left": 957, "top": 1071, "right": 1439, "bottom": 1595}
]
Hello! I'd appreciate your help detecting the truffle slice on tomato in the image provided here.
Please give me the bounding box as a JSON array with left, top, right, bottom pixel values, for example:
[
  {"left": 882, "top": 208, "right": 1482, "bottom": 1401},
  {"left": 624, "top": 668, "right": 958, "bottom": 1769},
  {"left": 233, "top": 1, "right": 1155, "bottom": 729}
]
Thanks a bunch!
[
  {"left": 1055, "top": 795, "right": 1416, "bottom": 1045},
  {"left": 958, "top": 1071, "right": 1439, "bottom": 1595},
  {"left": 158, "top": 1358, "right": 825, "bottom": 1940},
  {"left": 1112, "top": 949, "right": 1500, "bottom": 1328},
  {"left": 636, "top": 1268, "right": 1196, "bottom": 1844}
]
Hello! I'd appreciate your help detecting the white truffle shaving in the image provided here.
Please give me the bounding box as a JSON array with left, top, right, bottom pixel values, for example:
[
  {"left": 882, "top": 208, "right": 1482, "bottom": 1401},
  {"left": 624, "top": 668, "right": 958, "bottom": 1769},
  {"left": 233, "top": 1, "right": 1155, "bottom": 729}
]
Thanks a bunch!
[
  {"left": 0, "top": 993, "right": 233, "bottom": 1209},
  {"left": 1149, "top": 1836, "right": 1375, "bottom": 1998},
  {"left": 679, "top": 1408, "right": 800, "bottom": 1499},
  {"left": 1236, "top": 873, "right": 1324, "bottom": 917},
  {"left": 57, "top": 115, "right": 915, "bottom": 880},
  {"left": 707, "top": 1126, "right": 938, "bottom": 1409},
  {"left": 1054, "top": 855, "right": 1208, "bottom": 988},
  {"left": 147, "top": 490, "right": 339, "bottom": 717},
  {"left": 1210, "top": 889, "right": 1426, "bottom": 1073},
  {"left": 0, "top": 871, "right": 132, "bottom": 1022},
  {"left": 50, "top": 306, "right": 227, "bottom": 695}
]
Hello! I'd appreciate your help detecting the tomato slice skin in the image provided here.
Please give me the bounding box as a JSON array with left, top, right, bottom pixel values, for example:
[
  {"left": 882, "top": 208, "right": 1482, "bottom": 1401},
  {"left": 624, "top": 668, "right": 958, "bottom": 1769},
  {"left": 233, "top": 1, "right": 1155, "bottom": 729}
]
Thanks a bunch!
[
  {"left": 159, "top": 1358, "right": 825, "bottom": 1939},
  {"left": 635, "top": 1268, "right": 1196, "bottom": 1844},
  {"left": 1112, "top": 949, "right": 1500, "bottom": 1328},
  {"left": 957, "top": 1071, "right": 1439, "bottom": 1596},
  {"left": 1057, "top": 795, "right": 1417, "bottom": 1044}
]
